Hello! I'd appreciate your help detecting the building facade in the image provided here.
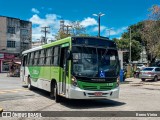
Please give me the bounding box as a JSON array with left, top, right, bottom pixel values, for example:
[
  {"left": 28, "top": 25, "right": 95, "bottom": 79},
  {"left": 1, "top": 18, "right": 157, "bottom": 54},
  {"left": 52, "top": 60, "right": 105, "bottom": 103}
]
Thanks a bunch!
[{"left": 0, "top": 16, "right": 32, "bottom": 72}]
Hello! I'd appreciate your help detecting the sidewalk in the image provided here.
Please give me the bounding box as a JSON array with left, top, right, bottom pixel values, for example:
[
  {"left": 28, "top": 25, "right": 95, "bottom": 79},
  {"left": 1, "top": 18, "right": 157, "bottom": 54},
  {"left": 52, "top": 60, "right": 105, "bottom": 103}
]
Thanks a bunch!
[
  {"left": 123, "top": 77, "right": 160, "bottom": 86},
  {"left": 0, "top": 73, "right": 9, "bottom": 78}
]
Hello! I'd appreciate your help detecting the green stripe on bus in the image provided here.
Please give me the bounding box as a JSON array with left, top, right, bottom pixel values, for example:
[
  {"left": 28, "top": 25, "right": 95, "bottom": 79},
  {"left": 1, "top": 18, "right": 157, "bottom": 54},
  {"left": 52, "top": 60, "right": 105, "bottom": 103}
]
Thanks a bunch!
[{"left": 61, "top": 43, "right": 69, "bottom": 48}]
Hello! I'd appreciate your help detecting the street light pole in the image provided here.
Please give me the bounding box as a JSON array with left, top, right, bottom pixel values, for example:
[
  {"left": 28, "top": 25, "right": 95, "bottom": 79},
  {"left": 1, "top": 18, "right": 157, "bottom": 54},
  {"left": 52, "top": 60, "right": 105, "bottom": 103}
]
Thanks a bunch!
[
  {"left": 98, "top": 15, "right": 100, "bottom": 37},
  {"left": 93, "top": 12, "right": 105, "bottom": 37},
  {"left": 129, "top": 27, "right": 132, "bottom": 64}
]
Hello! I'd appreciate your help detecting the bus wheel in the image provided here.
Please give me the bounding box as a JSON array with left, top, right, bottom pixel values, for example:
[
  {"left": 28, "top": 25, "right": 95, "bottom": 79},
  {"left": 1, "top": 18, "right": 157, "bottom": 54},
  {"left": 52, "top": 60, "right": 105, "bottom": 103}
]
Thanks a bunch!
[
  {"left": 54, "top": 84, "right": 61, "bottom": 103},
  {"left": 141, "top": 78, "right": 145, "bottom": 82},
  {"left": 28, "top": 77, "right": 33, "bottom": 90},
  {"left": 50, "top": 83, "right": 55, "bottom": 99}
]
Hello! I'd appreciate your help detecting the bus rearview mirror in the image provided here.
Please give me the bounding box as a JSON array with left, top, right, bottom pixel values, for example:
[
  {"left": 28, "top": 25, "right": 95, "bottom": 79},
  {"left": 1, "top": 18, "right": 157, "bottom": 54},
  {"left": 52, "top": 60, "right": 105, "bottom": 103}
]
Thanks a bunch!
[{"left": 67, "top": 50, "right": 72, "bottom": 60}]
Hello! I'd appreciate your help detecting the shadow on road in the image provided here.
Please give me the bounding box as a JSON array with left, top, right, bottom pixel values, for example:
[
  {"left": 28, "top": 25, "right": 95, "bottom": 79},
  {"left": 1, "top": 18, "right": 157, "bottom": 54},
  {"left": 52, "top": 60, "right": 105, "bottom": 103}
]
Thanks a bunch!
[
  {"left": 23, "top": 86, "right": 52, "bottom": 99},
  {"left": 60, "top": 99, "right": 126, "bottom": 109},
  {"left": 26, "top": 87, "right": 126, "bottom": 109}
]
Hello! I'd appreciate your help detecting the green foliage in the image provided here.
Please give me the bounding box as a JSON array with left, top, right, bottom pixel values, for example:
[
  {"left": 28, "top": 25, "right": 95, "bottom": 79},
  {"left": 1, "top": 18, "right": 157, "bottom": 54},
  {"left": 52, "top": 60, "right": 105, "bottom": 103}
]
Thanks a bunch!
[
  {"left": 116, "top": 5, "right": 160, "bottom": 63},
  {"left": 55, "top": 31, "right": 71, "bottom": 40},
  {"left": 114, "top": 38, "right": 141, "bottom": 63},
  {"left": 141, "top": 5, "right": 160, "bottom": 63},
  {"left": 121, "top": 22, "right": 144, "bottom": 43},
  {"left": 55, "top": 21, "right": 89, "bottom": 40}
]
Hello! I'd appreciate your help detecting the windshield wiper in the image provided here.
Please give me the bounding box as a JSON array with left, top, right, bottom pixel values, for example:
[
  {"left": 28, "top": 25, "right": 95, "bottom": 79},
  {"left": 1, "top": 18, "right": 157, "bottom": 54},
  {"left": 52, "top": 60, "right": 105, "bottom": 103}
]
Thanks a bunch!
[{"left": 101, "top": 48, "right": 108, "bottom": 58}]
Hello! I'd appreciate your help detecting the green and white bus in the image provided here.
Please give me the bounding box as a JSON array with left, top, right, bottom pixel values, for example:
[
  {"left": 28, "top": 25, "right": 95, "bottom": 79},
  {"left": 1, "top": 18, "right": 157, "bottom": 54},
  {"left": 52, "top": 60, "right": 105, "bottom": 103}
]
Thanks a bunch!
[{"left": 21, "top": 36, "right": 120, "bottom": 102}]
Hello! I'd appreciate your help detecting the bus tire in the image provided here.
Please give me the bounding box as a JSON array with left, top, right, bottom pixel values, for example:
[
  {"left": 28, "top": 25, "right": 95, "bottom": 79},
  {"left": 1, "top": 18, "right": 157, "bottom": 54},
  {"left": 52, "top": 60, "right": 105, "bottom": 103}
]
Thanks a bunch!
[
  {"left": 50, "top": 82, "right": 55, "bottom": 99},
  {"left": 141, "top": 78, "right": 145, "bottom": 81},
  {"left": 54, "top": 84, "right": 61, "bottom": 103},
  {"left": 28, "top": 76, "right": 33, "bottom": 90}
]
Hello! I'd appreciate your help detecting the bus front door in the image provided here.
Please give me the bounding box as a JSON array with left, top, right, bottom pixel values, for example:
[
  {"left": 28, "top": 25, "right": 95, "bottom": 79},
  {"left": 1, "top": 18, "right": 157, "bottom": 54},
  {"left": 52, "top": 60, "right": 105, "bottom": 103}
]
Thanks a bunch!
[{"left": 60, "top": 47, "right": 68, "bottom": 95}]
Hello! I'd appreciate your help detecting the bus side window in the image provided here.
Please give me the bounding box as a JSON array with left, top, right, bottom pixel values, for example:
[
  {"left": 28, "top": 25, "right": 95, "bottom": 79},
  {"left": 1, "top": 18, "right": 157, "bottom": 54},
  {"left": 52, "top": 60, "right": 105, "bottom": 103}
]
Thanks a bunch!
[
  {"left": 28, "top": 53, "right": 32, "bottom": 66},
  {"left": 34, "top": 51, "right": 39, "bottom": 66},
  {"left": 51, "top": 47, "right": 54, "bottom": 65},
  {"left": 46, "top": 48, "right": 52, "bottom": 65},
  {"left": 53, "top": 46, "right": 59, "bottom": 66},
  {"left": 25, "top": 54, "right": 28, "bottom": 66},
  {"left": 22, "top": 55, "right": 26, "bottom": 67},
  {"left": 31, "top": 52, "right": 35, "bottom": 65},
  {"left": 38, "top": 50, "right": 41, "bottom": 66},
  {"left": 39, "top": 49, "right": 45, "bottom": 65},
  {"left": 43, "top": 49, "right": 47, "bottom": 65}
]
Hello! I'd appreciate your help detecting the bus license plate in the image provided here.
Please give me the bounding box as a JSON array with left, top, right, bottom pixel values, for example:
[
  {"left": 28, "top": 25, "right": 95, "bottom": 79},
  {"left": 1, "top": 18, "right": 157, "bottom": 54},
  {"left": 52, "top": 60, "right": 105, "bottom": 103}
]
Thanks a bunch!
[{"left": 94, "top": 92, "right": 103, "bottom": 96}]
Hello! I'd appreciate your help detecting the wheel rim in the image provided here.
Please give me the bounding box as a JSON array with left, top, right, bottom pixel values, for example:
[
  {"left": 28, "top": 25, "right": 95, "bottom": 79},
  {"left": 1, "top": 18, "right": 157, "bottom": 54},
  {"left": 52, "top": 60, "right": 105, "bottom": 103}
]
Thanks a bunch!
[
  {"left": 155, "top": 77, "right": 158, "bottom": 81},
  {"left": 28, "top": 77, "right": 31, "bottom": 88},
  {"left": 54, "top": 85, "right": 57, "bottom": 100},
  {"left": 28, "top": 83, "right": 30, "bottom": 88}
]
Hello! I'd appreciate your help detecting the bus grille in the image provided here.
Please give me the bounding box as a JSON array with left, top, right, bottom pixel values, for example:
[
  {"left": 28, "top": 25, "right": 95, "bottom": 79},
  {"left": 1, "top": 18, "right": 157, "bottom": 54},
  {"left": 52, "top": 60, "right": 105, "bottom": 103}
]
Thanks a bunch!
[{"left": 82, "top": 85, "right": 112, "bottom": 91}]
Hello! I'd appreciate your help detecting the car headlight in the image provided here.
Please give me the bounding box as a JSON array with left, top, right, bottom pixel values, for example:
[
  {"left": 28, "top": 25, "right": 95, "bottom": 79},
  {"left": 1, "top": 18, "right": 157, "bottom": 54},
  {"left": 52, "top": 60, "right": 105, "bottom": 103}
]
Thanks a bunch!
[{"left": 71, "top": 76, "right": 77, "bottom": 87}]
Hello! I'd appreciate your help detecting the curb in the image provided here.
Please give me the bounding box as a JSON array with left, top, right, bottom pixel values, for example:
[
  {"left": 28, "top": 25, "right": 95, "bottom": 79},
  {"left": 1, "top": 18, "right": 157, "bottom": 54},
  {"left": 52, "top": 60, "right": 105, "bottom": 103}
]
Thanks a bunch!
[{"left": 0, "top": 107, "right": 3, "bottom": 113}]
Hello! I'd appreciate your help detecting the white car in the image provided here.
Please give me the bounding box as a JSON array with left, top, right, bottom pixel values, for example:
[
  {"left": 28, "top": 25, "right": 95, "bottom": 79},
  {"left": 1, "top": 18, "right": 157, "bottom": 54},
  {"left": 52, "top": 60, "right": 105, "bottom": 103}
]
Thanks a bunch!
[{"left": 137, "top": 64, "right": 146, "bottom": 70}]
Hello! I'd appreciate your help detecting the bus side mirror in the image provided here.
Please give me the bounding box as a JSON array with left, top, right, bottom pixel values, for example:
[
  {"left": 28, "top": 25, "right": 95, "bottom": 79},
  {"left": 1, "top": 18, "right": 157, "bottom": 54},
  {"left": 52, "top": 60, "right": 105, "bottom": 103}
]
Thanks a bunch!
[{"left": 67, "top": 50, "right": 72, "bottom": 60}]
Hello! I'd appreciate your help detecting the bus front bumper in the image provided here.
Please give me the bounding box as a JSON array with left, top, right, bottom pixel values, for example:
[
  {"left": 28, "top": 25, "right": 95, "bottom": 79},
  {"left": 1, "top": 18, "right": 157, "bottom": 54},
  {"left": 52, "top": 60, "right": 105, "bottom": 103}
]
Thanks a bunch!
[{"left": 68, "top": 86, "right": 119, "bottom": 99}]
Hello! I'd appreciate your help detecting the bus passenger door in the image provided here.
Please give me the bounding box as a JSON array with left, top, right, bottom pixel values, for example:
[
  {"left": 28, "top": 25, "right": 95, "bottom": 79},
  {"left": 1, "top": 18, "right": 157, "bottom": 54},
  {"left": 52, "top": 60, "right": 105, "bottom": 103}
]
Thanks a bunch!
[{"left": 60, "top": 47, "right": 69, "bottom": 95}]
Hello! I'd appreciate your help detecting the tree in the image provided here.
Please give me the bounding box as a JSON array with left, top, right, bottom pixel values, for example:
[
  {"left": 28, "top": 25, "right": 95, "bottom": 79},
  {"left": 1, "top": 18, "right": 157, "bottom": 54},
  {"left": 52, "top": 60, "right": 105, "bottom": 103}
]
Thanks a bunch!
[
  {"left": 141, "top": 5, "right": 160, "bottom": 64},
  {"left": 114, "top": 38, "right": 141, "bottom": 63},
  {"left": 121, "top": 22, "right": 145, "bottom": 44},
  {"left": 55, "top": 21, "right": 88, "bottom": 40},
  {"left": 55, "top": 31, "right": 71, "bottom": 40},
  {"left": 117, "top": 5, "right": 160, "bottom": 64},
  {"left": 71, "top": 21, "right": 86, "bottom": 36}
]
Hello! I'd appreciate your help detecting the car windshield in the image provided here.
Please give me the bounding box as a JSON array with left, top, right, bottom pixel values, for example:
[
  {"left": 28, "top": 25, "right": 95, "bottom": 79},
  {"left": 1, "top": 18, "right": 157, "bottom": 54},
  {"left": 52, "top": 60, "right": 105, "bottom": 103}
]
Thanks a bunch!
[
  {"left": 72, "top": 46, "right": 119, "bottom": 77},
  {"left": 142, "top": 68, "right": 154, "bottom": 71}
]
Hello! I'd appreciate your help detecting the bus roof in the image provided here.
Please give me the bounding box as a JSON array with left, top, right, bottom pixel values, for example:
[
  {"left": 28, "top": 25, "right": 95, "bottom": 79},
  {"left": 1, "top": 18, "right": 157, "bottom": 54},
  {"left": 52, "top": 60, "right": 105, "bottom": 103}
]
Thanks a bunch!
[
  {"left": 22, "top": 36, "right": 114, "bottom": 55},
  {"left": 22, "top": 37, "right": 71, "bottom": 54}
]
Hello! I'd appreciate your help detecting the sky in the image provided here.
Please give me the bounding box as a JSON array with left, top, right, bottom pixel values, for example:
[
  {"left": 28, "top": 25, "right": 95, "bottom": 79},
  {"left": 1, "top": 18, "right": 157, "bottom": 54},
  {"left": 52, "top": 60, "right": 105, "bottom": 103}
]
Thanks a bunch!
[{"left": 0, "top": 0, "right": 159, "bottom": 41}]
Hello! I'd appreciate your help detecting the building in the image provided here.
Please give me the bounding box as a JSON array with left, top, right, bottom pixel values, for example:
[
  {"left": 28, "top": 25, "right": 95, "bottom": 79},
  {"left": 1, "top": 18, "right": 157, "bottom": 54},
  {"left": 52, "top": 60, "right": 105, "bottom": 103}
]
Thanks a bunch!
[{"left": 0, "top": 16, "right": 32, "bottom": 72}]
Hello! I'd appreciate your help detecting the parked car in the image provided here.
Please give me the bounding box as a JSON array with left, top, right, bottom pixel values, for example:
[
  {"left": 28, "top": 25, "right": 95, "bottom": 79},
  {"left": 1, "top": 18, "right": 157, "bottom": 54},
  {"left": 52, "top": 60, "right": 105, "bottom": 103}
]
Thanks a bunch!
[
  {"left": 136, "top": 63, "right": 146, "bottom": 70},
  {"left": 139, "top": 67, "right": 160, "bottom": 81}
]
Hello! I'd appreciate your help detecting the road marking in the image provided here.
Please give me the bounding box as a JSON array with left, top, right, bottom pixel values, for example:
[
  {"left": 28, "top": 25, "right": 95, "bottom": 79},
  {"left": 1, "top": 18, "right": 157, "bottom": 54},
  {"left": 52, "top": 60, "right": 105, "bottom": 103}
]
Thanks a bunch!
[
  {"left": 0, "top": 88, "right": 29, "bottom": 94},
  {"left": 0, "top": 91, "right": 7, "bottom": 94}
]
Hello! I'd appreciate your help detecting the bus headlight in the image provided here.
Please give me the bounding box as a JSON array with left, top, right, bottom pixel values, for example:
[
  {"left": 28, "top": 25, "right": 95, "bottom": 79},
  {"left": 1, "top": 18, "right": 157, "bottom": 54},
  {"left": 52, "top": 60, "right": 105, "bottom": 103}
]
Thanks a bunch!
[{"left": 71, "top": 76, "right": 77, "bottom": 87}]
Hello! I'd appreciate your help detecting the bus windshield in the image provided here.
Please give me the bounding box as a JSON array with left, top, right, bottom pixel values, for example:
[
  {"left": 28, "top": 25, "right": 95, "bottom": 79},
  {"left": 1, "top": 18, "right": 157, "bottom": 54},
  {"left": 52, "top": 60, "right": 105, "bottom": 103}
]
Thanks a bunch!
[{"left": 72, "top": 46, "right": 119, "bottom": 78}]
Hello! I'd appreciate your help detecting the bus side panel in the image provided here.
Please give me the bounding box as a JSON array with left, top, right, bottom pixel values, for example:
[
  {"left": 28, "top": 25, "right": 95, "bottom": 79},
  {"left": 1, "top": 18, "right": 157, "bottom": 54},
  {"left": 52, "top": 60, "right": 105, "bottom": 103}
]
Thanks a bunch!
[
  {"left": 39, "top": 66, "right": 51, "bottom": 80},
  {"left": 50, "top": 66, "right": 61, "bottom": 83},
  {"left": 28, "top": 66, "right": 40, "bottom": 87},
  {"left": 39, "top": 66, "right": 51, "bottom": 91}
]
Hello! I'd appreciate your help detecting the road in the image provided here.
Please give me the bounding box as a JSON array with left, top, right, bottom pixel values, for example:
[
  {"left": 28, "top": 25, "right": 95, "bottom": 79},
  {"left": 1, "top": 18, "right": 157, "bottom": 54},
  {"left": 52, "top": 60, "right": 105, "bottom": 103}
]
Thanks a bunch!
[{"left": 0, "top": 73, "right": 160, "bottom": 120}]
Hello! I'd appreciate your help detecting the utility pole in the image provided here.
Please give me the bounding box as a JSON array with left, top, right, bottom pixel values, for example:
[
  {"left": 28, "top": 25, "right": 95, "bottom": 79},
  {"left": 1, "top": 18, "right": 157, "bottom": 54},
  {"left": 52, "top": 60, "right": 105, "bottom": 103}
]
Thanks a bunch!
[
  {"left": 41, "top": 26, "right": 50, "bottom": 44},
  {"left": 64, "top": 25, "right": 72, "bottom": 34}
]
